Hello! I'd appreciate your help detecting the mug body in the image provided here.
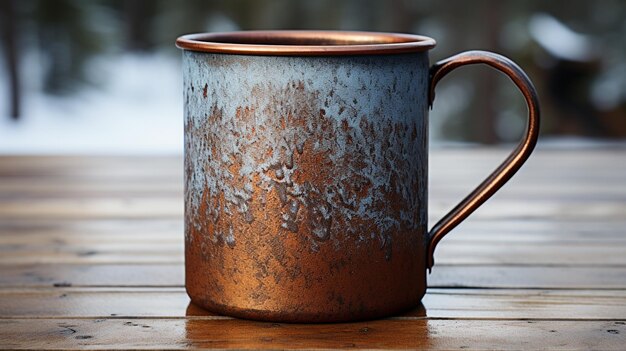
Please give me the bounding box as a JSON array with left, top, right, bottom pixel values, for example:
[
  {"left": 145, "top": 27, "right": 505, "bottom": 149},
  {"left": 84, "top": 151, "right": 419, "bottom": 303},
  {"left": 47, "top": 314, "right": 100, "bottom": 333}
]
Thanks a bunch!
[{"left": 183, "top": 47, "right": 430, "bottom": 322}]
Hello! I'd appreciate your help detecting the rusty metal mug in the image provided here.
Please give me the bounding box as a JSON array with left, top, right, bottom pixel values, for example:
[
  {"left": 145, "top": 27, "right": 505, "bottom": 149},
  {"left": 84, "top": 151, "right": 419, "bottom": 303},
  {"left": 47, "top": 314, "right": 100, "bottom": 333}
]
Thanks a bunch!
[{"left": 176, "top": 31, "right": 539, "bottom": 322}]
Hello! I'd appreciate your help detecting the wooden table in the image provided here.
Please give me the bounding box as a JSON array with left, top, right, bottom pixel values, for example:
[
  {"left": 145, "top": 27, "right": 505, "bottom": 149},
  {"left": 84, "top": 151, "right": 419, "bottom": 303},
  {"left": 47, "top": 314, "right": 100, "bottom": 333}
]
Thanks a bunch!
[{"left": 1, "top": 147, "right": 625, "bottom": 350}]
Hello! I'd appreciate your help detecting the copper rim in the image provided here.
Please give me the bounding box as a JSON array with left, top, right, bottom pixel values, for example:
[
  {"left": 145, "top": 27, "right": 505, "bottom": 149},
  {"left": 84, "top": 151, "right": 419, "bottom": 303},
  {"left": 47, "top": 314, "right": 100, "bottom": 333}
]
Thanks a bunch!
[{"left": 176, "top": 30, "right": 436, "bottom": 56}]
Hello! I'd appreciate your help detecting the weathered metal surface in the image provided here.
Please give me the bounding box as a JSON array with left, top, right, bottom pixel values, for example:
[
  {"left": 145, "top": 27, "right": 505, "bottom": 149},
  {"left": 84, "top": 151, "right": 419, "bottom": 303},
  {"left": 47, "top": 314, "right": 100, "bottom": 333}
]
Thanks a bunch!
[
  {"left": 183, "top": 51, "right": 429, "bottom": 322},
  {"left": 180, "top": 31, "right": 540, "bottom": 323}
]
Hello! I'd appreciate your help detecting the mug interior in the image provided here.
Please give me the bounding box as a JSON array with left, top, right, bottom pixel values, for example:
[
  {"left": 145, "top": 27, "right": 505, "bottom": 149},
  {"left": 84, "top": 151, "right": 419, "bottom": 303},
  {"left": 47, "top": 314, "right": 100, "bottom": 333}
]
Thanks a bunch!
[{"left": 176, "top": 30, "right": 436, "bottom": 56}]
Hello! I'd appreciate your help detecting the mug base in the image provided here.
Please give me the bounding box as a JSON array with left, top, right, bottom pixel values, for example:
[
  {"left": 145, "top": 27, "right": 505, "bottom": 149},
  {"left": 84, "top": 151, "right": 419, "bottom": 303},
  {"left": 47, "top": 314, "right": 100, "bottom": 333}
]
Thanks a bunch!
[{"left": 187, "top": 293, "right": 426, "bottom": 323}]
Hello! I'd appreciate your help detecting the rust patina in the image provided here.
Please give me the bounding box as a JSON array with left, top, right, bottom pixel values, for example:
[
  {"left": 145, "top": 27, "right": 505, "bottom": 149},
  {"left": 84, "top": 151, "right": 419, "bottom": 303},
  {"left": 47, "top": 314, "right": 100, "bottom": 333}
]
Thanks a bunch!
[{"left": 177, "top": 31, "right": 539, "bottom": 322}]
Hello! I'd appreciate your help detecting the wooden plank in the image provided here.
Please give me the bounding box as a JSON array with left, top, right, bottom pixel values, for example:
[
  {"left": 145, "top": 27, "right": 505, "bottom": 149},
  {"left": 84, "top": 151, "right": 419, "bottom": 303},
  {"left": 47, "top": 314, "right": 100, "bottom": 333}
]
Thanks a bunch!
[
  {"left": 2, "top": 177, "right": 623, "bottom": 201},
  {"left": 0, "top": 197, "right": 622, "bottom": 220},
  {"left": 0, "top": 179, "right": 182, "bottom": 199},
  {"left": 1, "top": 218, "right": 624, "bottom": 243},
  {"left": 3, "top": 226, "right": 625, "bottom": 247},
  {"left": 1, "top": 212, "right": 622, "bottom": 267},
  {"left": 422, "top": 289, "right": 626, "bottom": 319},
  {"left": 3, "top": 239, "right": 624, "bottom": 265},
  {"left": 430, "top": 265, "right": 626, "bottom": 289},
  {"left": 430, "top": 183, "right": 626, "bottom": 202},
  {"left": 0, "top": 178, "right": 621, "bottom": 201},
  {"left": 0, "top": 251, "right": 182, "bottom": 265},
  {"left": 2, "top": 176, "right": 617, "bottom": 190},
  {"left": 0, "top": 264, "right": 184, "bottom": 288},
  {"left": 0, "top": 148, "right": 621, "bottom": 174},
  {"left": 434, "top": 242, "right": 626, "bottom": 265},
  {"left": 428, "top": 147, "right": 626, "bottom": 165},
  {"left": 1, "top": 220, "right": 624, "bottom": 261},
  {"left": 0, "top": 198, "right": 182, "bottom": 219},
  {"left": 0, "top": 153, "right": 620, "bottom": 208},
  {"left": 0, "top": 156, "right": 181, "bottom": 178},
  {"left": 0, "top": 232, "right": 179, "bottom": 245},
  {"left": 3, "top": 152, "right": 617, "bottom": 175},
  {"left": 0, "top": 219, "right": 183, "bottom": 236},
  {"left": 2, "top": 264, "right": 626, "bottom": 289},
  {"left": 443, "top": 219, "right": 626, "bottom": 241},
  {"left": 0, "top": 198, "right": 618, "bottom": 225},
  {"left": 430, "top": 199, "right": 626, "bottom": 221},
  {"left": 429, "top": 149, "right": 626, "bottom": 210},
  {"left": 3, "top": 230, "right": 626, "bottom": 248},
  {"left": 0, "top": 318, "right": 624, "bottom": 350},
  {"left": 1, "top": 288, "right": 626, "bottom": 320}
]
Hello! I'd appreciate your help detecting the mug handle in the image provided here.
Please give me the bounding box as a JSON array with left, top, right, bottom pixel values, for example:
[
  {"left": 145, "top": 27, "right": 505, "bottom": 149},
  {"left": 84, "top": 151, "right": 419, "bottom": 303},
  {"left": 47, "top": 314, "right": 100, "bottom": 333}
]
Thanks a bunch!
[{"left": 427, "top": 50, "right": 540, "bottom": 272}]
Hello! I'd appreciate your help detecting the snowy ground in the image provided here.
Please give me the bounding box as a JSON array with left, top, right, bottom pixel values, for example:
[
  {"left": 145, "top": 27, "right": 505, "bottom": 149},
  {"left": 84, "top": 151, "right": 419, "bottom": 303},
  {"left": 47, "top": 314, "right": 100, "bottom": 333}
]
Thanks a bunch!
[{"left": 0, "top": 54, "right": 183, "bottom": 155}]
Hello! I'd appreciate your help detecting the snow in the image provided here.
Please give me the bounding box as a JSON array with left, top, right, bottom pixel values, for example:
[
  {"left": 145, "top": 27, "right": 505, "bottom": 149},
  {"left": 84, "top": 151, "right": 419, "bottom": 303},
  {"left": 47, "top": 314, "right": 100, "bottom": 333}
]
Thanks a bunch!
[
  {"left": 0, "top": 53, "right": 184, "bottom": 155},
  {"left": 528, "top": 13, "right": 597, "bottom": 62}
]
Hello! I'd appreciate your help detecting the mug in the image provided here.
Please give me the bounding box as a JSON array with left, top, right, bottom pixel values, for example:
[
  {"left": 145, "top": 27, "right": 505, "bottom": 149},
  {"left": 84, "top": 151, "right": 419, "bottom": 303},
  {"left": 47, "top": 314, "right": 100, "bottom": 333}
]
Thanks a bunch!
[{"left": 176, "top": 30, "right": 539, "bottom": 323}]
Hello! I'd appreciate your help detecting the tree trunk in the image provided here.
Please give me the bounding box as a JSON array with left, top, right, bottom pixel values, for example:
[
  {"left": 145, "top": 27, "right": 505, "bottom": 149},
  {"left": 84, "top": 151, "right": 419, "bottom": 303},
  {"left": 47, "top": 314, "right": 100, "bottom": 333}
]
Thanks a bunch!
[
  {"left": 1, "top": 0, "right": 20, "bottom": 119},
  {"left": 474, "top": 0, "right": 501, "bottom": 144},
  {"left": 125, "top": 0, "right": 155, "bottom": 51}
]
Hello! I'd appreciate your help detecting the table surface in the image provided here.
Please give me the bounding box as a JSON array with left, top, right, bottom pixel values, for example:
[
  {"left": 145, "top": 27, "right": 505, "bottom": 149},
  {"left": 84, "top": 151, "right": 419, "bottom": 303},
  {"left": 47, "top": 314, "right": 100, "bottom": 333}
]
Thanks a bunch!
[{"left": 0, "top": 147, "right": 625, "bottom": 350}]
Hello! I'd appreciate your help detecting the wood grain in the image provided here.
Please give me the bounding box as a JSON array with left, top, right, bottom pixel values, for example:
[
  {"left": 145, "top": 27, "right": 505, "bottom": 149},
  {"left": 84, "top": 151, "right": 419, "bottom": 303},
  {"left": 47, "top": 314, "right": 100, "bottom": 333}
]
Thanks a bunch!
[
  {"left": 1, "top": 218, "right": 624, "bottom": 247},
  {"left": 3, "top": 237, "right": 625, "bottom": 265},
  {"left": 0, "top": 150, "right": 624, "bottom": 350},
  {"left": 1, "top": 318, "right": 624, "bottom": 350},
  {"left": 1, "top": 288, "right": 626, "bottom": 320},
  {"left": 0, "top": 197, "right": 182, "bottom": 219},
  {"left": 1, "top": 218, "right": 624, "bottom": 249},
  {"left": 1, "top": 196, "right": 624, "bottom": 220},
  {"left": 3, "top": 264, "right": 626, "bottom": 289},
  {"left": 0, "top": 264, "right": 185, "bottom": 288}
]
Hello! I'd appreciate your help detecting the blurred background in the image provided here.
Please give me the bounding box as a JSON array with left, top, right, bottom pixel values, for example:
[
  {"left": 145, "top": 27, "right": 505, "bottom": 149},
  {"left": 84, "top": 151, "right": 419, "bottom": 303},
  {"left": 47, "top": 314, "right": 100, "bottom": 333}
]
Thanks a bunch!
[{"left": 1, "top": 0, "right": 625, "bottom": 154}]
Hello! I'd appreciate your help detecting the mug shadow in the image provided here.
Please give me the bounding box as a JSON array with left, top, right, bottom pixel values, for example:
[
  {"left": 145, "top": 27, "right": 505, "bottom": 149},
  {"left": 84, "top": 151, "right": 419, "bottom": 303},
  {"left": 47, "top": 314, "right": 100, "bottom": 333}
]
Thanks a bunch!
[{"left": 184, "top": 302, "right": 432, "bottom": 349}]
